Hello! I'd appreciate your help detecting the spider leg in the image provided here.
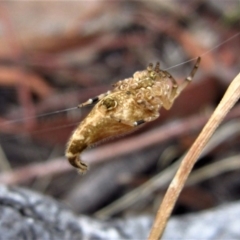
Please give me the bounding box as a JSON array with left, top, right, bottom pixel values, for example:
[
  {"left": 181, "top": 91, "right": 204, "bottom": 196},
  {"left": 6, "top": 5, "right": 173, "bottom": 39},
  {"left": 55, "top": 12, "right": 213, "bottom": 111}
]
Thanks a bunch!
[
  {"left": 158, "top": 71, "right": 178, "bottom": 110},
  {"left": 133, "top": 112, "right": 160, "bottom": 126},
  {"left": 134, "top": 111, "right": 160, "bottom": 126},
  {"left": 78, "top": 91, "right": 111, "bottom": 108},
  {"left": 176, "top": 57, "right": 201, "bottom": 95},
  {"left": 162, "top": 57, "right": 201, "bottom": 110},
  {"left": 111, "top": 117, "right": 147, "bottom": 127},
  {"left": 163, "top": 71, "right": 178, "bottom": 101},
  {"left": 110, "top": 111, "right": 159, "bottom": 127}
]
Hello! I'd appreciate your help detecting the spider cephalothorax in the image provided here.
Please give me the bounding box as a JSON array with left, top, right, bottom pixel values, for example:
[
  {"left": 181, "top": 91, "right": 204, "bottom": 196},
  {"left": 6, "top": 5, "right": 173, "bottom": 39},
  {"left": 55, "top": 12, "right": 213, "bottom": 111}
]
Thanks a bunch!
[{"left": 66, "top": 57, "right": 201, "bottom": 173}]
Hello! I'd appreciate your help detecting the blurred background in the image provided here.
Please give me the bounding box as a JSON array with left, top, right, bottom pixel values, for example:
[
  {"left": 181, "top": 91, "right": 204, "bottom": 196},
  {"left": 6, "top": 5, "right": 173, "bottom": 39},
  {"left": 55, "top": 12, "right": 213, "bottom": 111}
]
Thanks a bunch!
[{"left": 0, "top": 0, "right": 239, "bottom": 220}]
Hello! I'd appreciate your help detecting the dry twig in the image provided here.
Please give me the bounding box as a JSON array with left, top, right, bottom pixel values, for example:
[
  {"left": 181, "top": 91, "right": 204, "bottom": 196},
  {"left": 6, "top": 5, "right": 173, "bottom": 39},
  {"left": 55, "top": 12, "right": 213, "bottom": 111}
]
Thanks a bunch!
[
  {"left": 94, "top": 119, "right": 240, "bottom": 218},
  {"left": 148, "top": 72, "right": 240, "bottom": 239}
]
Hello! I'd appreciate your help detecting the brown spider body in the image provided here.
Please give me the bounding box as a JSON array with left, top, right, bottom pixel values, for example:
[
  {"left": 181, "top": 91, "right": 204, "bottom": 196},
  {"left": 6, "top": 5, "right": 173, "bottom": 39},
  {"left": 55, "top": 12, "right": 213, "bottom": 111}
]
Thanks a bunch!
[{"left": 66, "top": 57, "right": 201, "bottom": 173}]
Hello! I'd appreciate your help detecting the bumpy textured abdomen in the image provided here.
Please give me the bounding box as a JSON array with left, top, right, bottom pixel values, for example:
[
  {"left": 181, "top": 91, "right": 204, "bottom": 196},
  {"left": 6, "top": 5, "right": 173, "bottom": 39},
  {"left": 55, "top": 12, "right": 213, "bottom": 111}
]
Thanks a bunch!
[{"left": 65, "top": 105, "right": 134, "bottom": 172}]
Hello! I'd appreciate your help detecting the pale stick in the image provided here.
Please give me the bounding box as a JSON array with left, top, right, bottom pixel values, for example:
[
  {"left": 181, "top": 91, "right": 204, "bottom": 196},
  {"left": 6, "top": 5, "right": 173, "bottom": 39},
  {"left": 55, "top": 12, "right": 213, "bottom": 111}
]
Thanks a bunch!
[{"left": 148, "top": 72, "right": 240, "bottom": 240}]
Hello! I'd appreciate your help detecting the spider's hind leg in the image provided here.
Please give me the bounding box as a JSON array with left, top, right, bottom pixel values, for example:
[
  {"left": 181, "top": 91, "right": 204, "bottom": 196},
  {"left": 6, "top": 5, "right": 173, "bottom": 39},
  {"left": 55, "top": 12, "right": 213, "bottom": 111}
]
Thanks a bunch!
[{"left": 78, "top": 91, "right": 111, "bottom": 108}]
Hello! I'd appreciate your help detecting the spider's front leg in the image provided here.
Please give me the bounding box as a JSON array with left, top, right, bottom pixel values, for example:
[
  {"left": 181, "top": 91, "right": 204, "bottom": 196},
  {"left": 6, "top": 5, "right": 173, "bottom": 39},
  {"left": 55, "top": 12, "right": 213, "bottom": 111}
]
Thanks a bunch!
[
  {"left": 176, "top": 56, "right": 201, "bottom": 95},
  {"left": 162, "top": 57, "right": 201, "bottom": 110},
  {"left": 78, "top": 91, "right": 112, "bottom": 108}
]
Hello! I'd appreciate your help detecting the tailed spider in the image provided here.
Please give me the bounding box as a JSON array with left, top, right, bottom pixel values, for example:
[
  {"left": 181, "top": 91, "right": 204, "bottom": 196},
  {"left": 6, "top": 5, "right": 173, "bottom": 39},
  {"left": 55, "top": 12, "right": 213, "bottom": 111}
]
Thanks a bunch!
[{"left": 66, "top": 57, "right": 201, "bottom": 173}]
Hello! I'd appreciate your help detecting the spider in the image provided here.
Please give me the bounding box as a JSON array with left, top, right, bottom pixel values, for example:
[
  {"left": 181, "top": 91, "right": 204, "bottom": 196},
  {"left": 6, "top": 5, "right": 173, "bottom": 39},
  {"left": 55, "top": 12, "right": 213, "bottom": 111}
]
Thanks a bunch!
[{"left": 66, "top": 57, "right": 201, "bottom": 173}]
